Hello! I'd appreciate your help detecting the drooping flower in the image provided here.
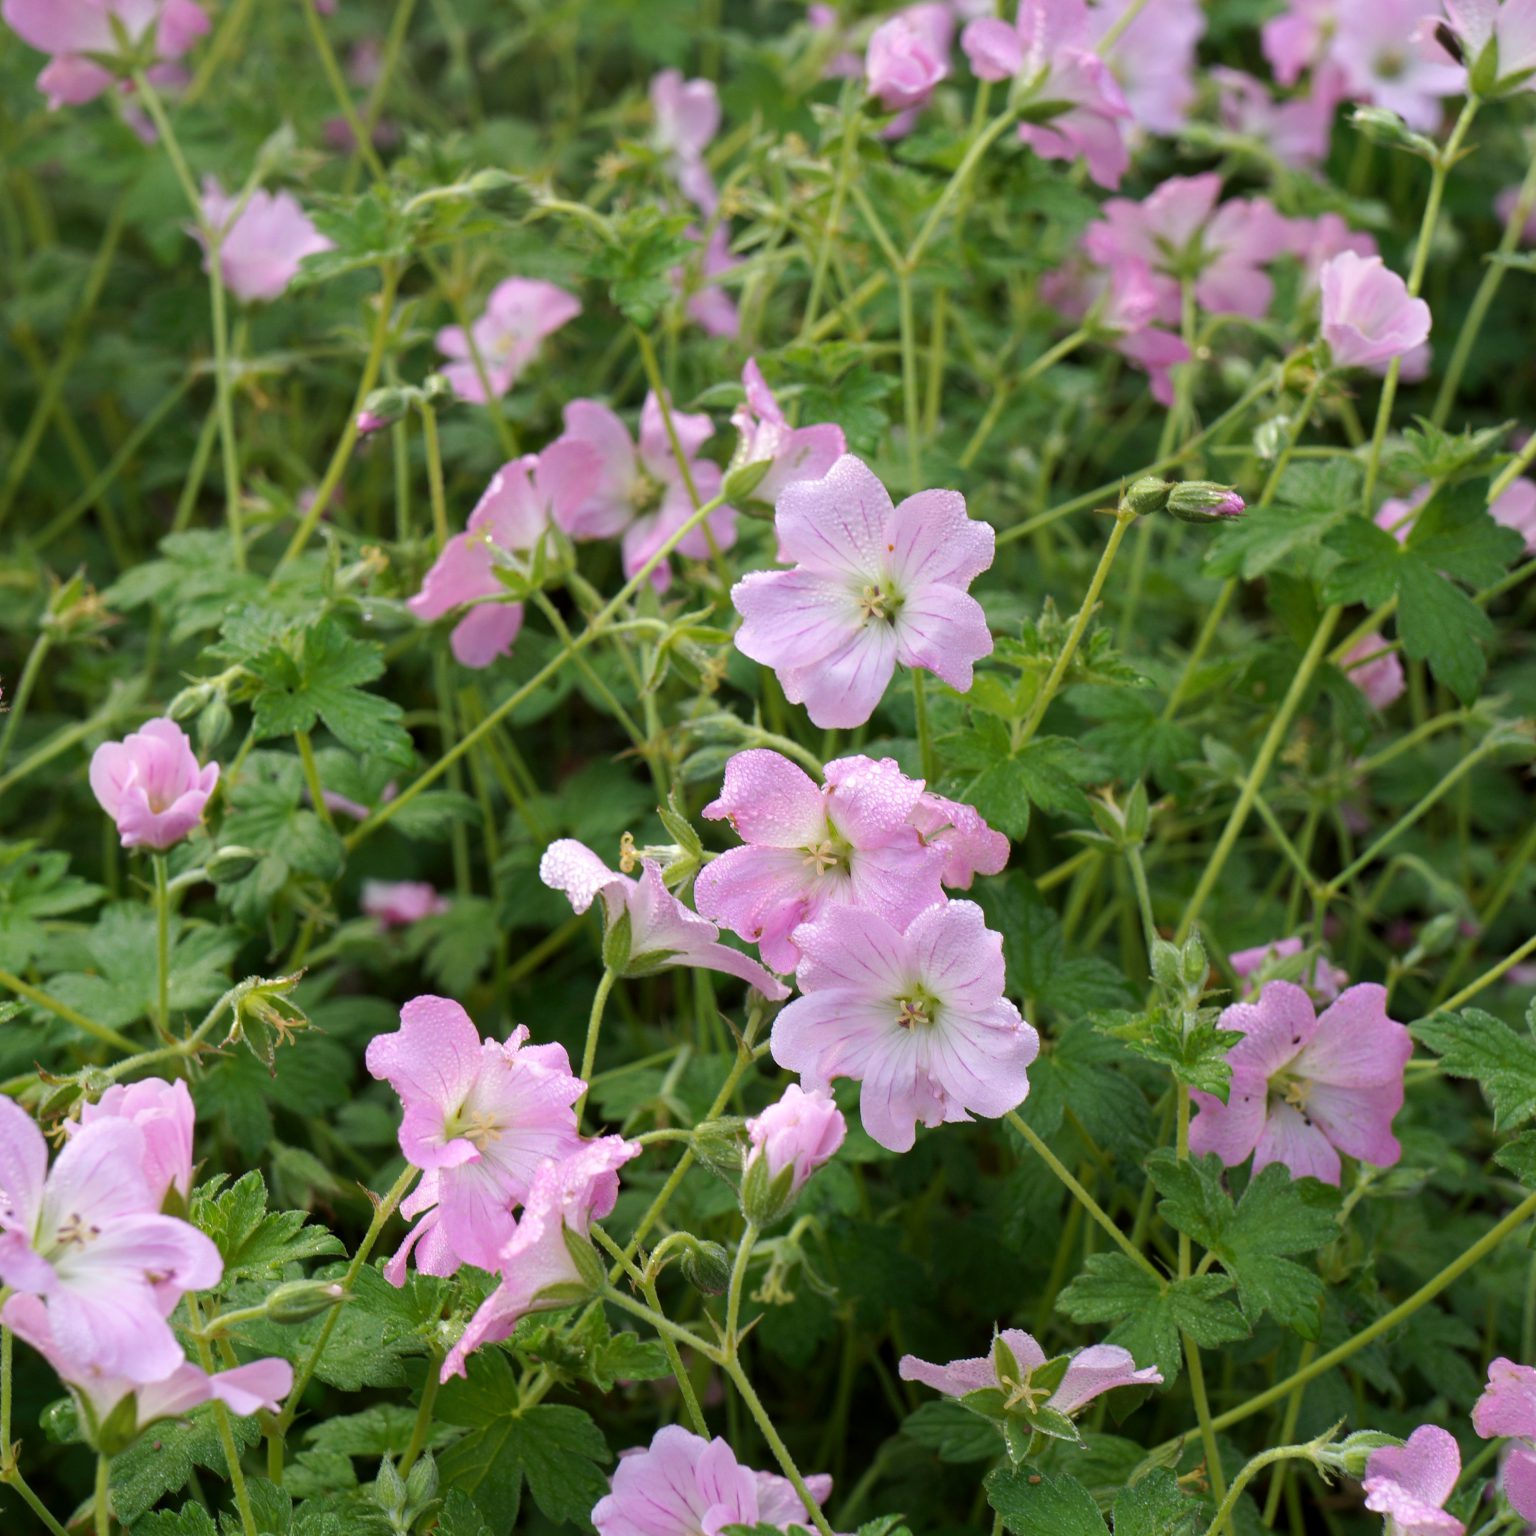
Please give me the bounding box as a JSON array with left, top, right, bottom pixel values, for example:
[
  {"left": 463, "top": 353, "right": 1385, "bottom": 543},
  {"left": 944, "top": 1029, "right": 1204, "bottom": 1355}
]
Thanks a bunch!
[
  {"left": 435, "top": 278, "right": 582, "bottom": 404},
  {"left": 909, "top": 789, "right": 1010, "bottom": 888},
  {"left": 866, "top": 3, "right": 953, "bottom": 127},
  {"left": 732, "top": 455, "right": 995, "bottom": 729},
  {"left": 651, "top": 68, "right": 720, "bottom": 213},
  {"left": 961, "top": 1, "right": 1133, "bottom": 188},
  {"left": 364, "top": 996, "right": 585, "bottom": 1282},
  {"left": 1362, "top": 1425, "right": 1466, "bottom": 1536},
  {"left": 744, "top": 1083, "right": 846, "bottom": 1202},
  {"left": 1474, "top": 1357, "right": 1536, "bottom": 1522},
  {"left": 593, "top": 1425, "right": 834, "bottom": 1536},
  {"left": 408, "top": 449, "right": 595, "bottom": 667},
  {"left": 729, "top": 360, "right": 846, "bottom": 509},
  {"left": 551, "top": 393, "right": 736, "bottom": 589},
  {"left": 1229, "top": 937, "right": 1347, "bottom": 1003},
  {"left": 72, "top": 1079, "right": 196, "bottom": 1209},
  {"left": 1436, "top": 0, "right": 1536, "bottom": 95},
  {"left": 1319, "top": 251, "right": 1431, "bottom": 369},
  {"left": 2, "top": 0, "right": 209, "bottom": 108},
  {"left": 900, "top": 1327, "right": 1162, "bottom": 1414},
  {"left": 0, "top": 1098, "right": 221, "bottom": 1385},
  {"left": 89, "top": 718, "right": 220, "bottom": 851},
  {"left": 194, "top": 178, "right": 333, "bottom": 304},
  {"left": 361, "top": 880, "right": 450, "bottom": 929},
  {"left": 1341, "top": 631, "right": 1406, "bottom": 710},
  {"left": 772, "top": 900, "right": 1039, "bottom": 1153},
  {"left": 1187, "top": 981, "right": 1412, "bottom": 1185},
  {"left": 3, "top": 1292, "right": 290, "bottom": 1447},
  {"left": 441, "top": 1136, "right": 640, "bottom": 1381},
  {"left": 540, "top": 839, "right": 790, "bottom": 999}
]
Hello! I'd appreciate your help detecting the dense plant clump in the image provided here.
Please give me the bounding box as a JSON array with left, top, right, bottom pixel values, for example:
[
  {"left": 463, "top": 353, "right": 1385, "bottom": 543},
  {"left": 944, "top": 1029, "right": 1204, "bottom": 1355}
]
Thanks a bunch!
[{"left": 5, "top": 1, "right": 1536, "bottom": 1533}]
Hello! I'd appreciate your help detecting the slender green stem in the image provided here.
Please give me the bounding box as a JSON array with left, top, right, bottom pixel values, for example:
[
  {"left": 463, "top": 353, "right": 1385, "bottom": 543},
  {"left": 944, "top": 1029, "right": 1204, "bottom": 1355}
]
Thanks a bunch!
[
  {"left": 153, "top": 854, "right": 171, "bottom": 1038},
  {"left": 0, "top": 1326, "right": 10, "bottom": 1454},
  {"left": 421, "top": 401, "right": 450, "bottom": 549},
  {"left": 905, "top": 106, "right": 1019, "bottom": 271},
  {"left": 1125, "top": 843, "right": 1157, "bottom": 958},
  {"left": 799, "top": 85, "right": 860, "bottom": 340},
  {"left": 602, "top": 1287, "right": 719, "bottom": 1359},
  {"left": 95, "top": 1454, "right": 111, "bottom": 1536},
  {"left": 302, "top": 0, "right": 386, "bottom": 181},
  {"left": 295, "top": 732, "right": 335, "bottom": 830},
  {"left": 397, "top": 1354, "right": 442, "bottom": 1477},
  {"left": 1440, "top": 934, "right": 1536, "bottom": 1014},
  {"left": 0, "top": 970, "right": 138, "bottom": 1054},
  {"left": 0, "top": 633, "right": 52, "bottom": 779},
  {"left": 576, "top": 971, "right": 617, "bottom": 1127},
  {"left": 898, "top": 269, "right": 923, "bottom": 486},
  {"left": 184, "top": 1294, "right": 258, "bottom": 1536},
  {"left": 1260, "top": 1342, "right": 1317, "bottom": 1523},
  {"left": 1, "top": 1463, "right": 70, "bottom": 1536},
  {"left": 1183, "top": 1336, "right": 1227, "bottom": 1503},
  {"left": 721, "top": 1358, "right": 837, "bottom": 1536},
  {"left": 726, "top": 1224, "right": 759, "bottom": 1346},
  {"left": 911, "top": 673, "right": 935, "bottom": 783},
  {"left": 1209, "top": 1443, "right": 1316, "bottom": 1536}
]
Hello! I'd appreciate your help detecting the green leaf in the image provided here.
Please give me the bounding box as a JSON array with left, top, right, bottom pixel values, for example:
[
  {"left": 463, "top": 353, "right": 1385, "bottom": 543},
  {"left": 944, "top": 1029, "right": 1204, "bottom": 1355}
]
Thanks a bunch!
[
  {"left": 0, "top": 843, "right": 102, "bottom": 971},
  {"left": 1395, "top": 560, "right": 1493, "bottom": 704},
  {"left": 1112, "top": 1469, "right": 1202, "bottom": 1536},
  {"left": 1320, "top": 518, "right": 1402, "bottom": 607},
  {"left": 985, "top": 1468, "right": 1106, "bottom": 1536},
  {"left": 588, "top": 206, "right": 695, "bottom": 327},
  {"left": 1407, "top": 478, "right": 1522, "bottom": 587},
  {"left": 1071, "top": 687, "right": 1195, "bottom": 787},
  {"left": 193, "top": 1170, "right": 344, "bottom": 1283},
  {"left": 111, "top": 1406, "right": 261, "bottom": 1523},
  {"left": 135, "top": 1508, "right": 219, "bottom": 1536},
  {"left": 902, "top": 1399, "right": 1002, "bottom": 1463},
  {"left": 1204, "top": 459, "right": 1358, "bottom": 580},
  {"left": 1413, "top": 1006, "right": 1536, "bottom": 1131},
  {"left": 436, "top": 1489, "right": 496, "bottom": 1536}
]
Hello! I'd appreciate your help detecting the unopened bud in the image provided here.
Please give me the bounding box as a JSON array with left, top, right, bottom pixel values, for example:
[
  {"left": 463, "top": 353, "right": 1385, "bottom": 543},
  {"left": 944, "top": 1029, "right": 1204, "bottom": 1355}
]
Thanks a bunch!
[
  {"left": 739, "top": 1151, "right": 798, "bottom": 1227},
  {"left": 680, "top": 1239, "right": 733, "bottom": 1296},
  {"left": 1318, "top": 1429, "right": 1400, "bottom": 1478},
  {"left": 265, "top": 1280, "right": 347, "bottom": 1325},
  {"left": 1166, "top": 483, "right": 1245, "bottom": 523},
  {"left": 206, "top": 846, "right": 262, "bottom": 885},
  {"left": 1180, "top": 935, "right": 1208, "bottom": 990},
  {"left": 421, "top": 372, "right": 455, "bottom": 405},
  {"left": 1124, "top": 476, "right": 1173, "bottom": 517},
  {"left": 723, "top": 457, "right": 773, "bottom": 507},
  {"left": 1349, "top": 106, "right": 1438, "bottom": 161}
]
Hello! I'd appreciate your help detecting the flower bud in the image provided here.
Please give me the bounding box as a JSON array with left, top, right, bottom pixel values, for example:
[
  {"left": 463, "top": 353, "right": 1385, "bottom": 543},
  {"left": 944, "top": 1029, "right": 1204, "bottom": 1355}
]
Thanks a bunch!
[
  {"left": 1349, "top": 106, "right": 1438, "bottom": 161},
  {"left": 722, "top": 457, "right": 773, "bottom": 507},
  {"left": 1180, "top": 935, "right": 1209, "bottom": 990},
  {"left": 1317, "top": 1429, "right": 1400, "bottom": 1478},
  {"left": 264, "top": 1280, "right": 347, "bottom": 1325},
  {"left": 1166, "top": 483, "right": 1245, "bottom": 523},
  {"left": 741, "top": 1084, "right": 845, "bottom": 1225},
  {"left": 1124, "top": 476, "right": 1173, "bottom": 517},
  {"left": 207, "top": 846, "right": 262, "bottom": 885},
  {"left": 680, "top": 1239, "right": 733, "bottom": 1296}
]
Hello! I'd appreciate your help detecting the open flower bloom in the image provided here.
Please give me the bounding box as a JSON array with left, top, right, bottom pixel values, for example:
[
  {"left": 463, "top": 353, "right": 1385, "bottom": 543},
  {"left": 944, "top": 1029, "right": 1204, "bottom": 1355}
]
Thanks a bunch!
[
  {"left": 360, "top": 880, "right": 450, "bottom": 928},
  {"left": 435, "top": 277, "right": 582, "bottom": 404},
  {"left": 1229, "top": 937, "right": 1347, "bottom": 1003},
  {"left": 4, "top": 1293, "right": 290, "bottom": 1444},
  {"left": 866, "top": 3, "right": 952, "bottom": 117},
  {"left": 729, "top": 360, "right": 846, "bottom": 509},
  {"left": 1262, "top": 0, "right": 1335, "bottom": 82},
  {"left": 72, "top": 1078, "right": 195, "bottom": 1209},
  {"left": 0, "top": 1099, "right": 221, "bottom": 1385},
  {"left": 1341, "top": 630, "right": 1406, "bottom": 710},
  {"left": 408, "top": 449, "right": 595, "bottom": 667},
  {"left": 733, "top": 454, "right": 995, "bottom": 729},
  {"left": 2, "top": 0, "right": 209, "bottom": 107},
  {"left": 694, "top": 750, "right": 947, "bottom": 973},
  {"left": 651, "top": 68, "right": 720, "bottom": 213},
  {"left": 1092, "top": 0, "right": 1205, "bottom": 135},
  {"left": 194, "top": 178, "right": 332, "bottom": 304},
  {"left": 1332, "top": 0, "right": 1465, "bottom": 127},
  {"left": 551, "top": 393, "right": 735, "bottom": 589},
  {"left": 1188, "top": 981, "right": 1412, "bottom": 1185},
  {"left": 1474, "top": 1357, "right": 1536, "bottom": 1522},
  {"left": 593, "top": 1425, "right": 834, "bottom": 1536},
  {"left": 772, "top": 900, "right": 1039, "bottom": 1153},
  {"left": 1287, "top": 210, "right": 1379, "bottom": 292},
  {"left": 441, "top": 1136, "right": 640, "bottom": 1381},
  {"left": 1362, "top": 1425, "right": 1466, "bottom": 1536},
  {"left": 900, "top": 1327, "right": 1162, "bottom": 1414},
  {"left": 89, "top": 717, "right": 220, "bottom": 850},
  {"left": 1435, "top": 0, "right": 1536, "bottom": 94},
  {"left": 1320, "top": 251, "right": 1431, "bottom": 370},
  {"left": 745, "top": 1084, "right": 846, "bottom": 1199},
  {"left": 365, "top": 996, "right": 585, "bottom": 1281},
  {"left": 540, "top": 839, "right": 790, "bottom": 999},
  {"left": 961, "top": 0, "right": 1132, "bottom": 188}
]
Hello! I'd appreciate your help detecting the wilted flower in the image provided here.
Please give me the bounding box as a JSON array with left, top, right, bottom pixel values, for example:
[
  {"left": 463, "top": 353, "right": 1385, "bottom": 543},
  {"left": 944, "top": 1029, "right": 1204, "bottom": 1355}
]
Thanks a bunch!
[
  {"left": 194, "top": 178, "right": 332, "bottom": 304},
  {"left": 729, "top": 359, "right": 846, "bottom": 508},
  {"left": 89, "top": 717, "right": 220, "bottom": 851},
  {"left": 1319, "top": 251, "right": 1431, "bottom": 369},
  {"left": 1229, "top": 937, "right": 1347, "bottom": 1003},
  {"left": 435, "top": 278, "right": 582, "bottom": 404}
]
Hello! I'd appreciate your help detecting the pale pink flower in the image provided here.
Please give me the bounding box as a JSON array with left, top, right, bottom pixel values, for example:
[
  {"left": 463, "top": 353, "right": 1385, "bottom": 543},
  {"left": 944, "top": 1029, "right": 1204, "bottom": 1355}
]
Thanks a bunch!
[
  {"left": 1286, "top": 209, "right": 1379, "bottom": 291},
  {"left": 1262, "top": 0, "right": 1334, "bottom": 85},
  {"left": 364, "top": 996, "right": 585, "bottom": 1282},
  {"left": 900, "top": 1326, "right": 1162, "bottom": 1412},
  {"left": 1376, "top": 484, "right": 1428, "bottom": 545},
  {"left": 909, "top": 790, "right": 1010, "bottom": 888},
  {"left": 729, "top": 360, "right": 846, "bottom": 508},
  {"left": 89, "top": 718, "right": 219, "bottom": 851},
  {"left": 651, "top": 69, "right": 720, "bottom": 213},
  {"left": 1332, "top": 0, "right": 1464, "bottom": 128},
  {"left": 732, "top": 454, "right": 995, "bottom": 729},
  {"left": 681, "top": 225, "right": 741, "bottom": 339},
  {"left": 962, "top": 0, "right": 1133, "bottom": 187},
  {"left": 194, "top": 178, "right": 332, "bottom": 304},
  {"left": 441, "top": 1136, "right": 640, "bottom": 1381},
  {"left": 1214, "top": 66, "right": 1346, "bottom": 166},
  {"left": 1341, "top": 630, "right": 1406, "bottom": 710},
  {"left": 408, "top": 449, "right": 596, "bottom": 667},
  {"left": 435, "top": 278, "right": 581, "bottom": 404},
  {"left": 0, "top": 1098, "right": 221, "bottom": 1385},
  {"left": 745, "top": 1084, "right": 846, "bottom": 1199},
  {"left": 540, "top": 839, "right": 790, "bottom": 999},
  {"left": 1188, "top": 981, "right": 1411, "bottom": 1185},
  {"left": 866, "top": 3, "right": 953, "bottom": 119},
  {"left": 1493, "top": 477, "right": 1536, "bottom": 554},
  {"left": 1319, "top": 251, "right": 1431, "bottom": 369},
  {"left": 1474, "top": 1357, "right": 1536, "bottom": 1522},
  {"left": 551, "top": 393, "right": 736, "bottom": 590},
  {"left": 73, "top": 1079, "right": 195, "bottom": 1208},
  {"left": 4, "top": 1292, "right": 289, "bottom": 1442},
  {"left": 361, "top": 880, "right": 450, "bottom": 928},
  {"left": 694, "top": 750, "right": 947, "bottom": 974},
  {"left": 593, "top": 1426, "right": 834, "bottom": 1536},
  {"left": 772, "top": 900, "right": 1039, "bottom": 1153},
  {"left": 1093, "top": 0, "right": 1205, "bottom": 134},
  {"left": 1229, "top": 937, "right": 1347, "bottom": 1002},
  {"left": 1437, "top": 0, "right": 1536, "bottom": 94},
  {"left": 2, "top": 0, "right": 209, "bottom": 107},
  {"left": 1363, "top": 1426, "right": 1466, "bottom": 1536}
]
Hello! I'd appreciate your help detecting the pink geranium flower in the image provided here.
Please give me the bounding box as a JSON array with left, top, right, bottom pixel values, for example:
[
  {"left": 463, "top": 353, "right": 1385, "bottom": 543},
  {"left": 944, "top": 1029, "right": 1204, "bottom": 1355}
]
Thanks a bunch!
[
  {"left": 1341, "top": 630, "right": 1406, "bottom": 710},
  {"left": 72, "top": 1079, "right": 196, "bottom": 1209},
  {"left": 593, "top": 1426, "right": 834, "bottom": 1536},
  {"left": 651, "top": 68, "right": 720, "bottom": 213},
  {"left": 540, "top": 839, "right": 790, "bottom": 999},
  {"left": 694, "top": 750, "right": 947, "bottom": 973},
  {"left": 681, "top": 225, "right": 741, "bottom": 339},
  {"left": 1474, "top": 1357, "right": 1536, "bottom": 1522},
  {"left": 1188, "top": 981, "right": 1412, "bottom": 1185},
  {"left": 360, "top": 880, "right": 450, "bottom": 928},
  {"left": 961, "top": 0, "right": 1132, "bottom": 188},
  {"left": 408, "top": 449, "right": 595, "bottom": 667},
  {"left": 1093, "top": 0, "right": 1205, "bottom": 135},
  {"left": 0, "top": 1097, "right": 221, "bottom": 1385},
  {"left": 1214, "top": 67, "right": 1346, "bottom": 166},
  {"left": 729, "top": 360, "right": 846, "bottom": 508},
  {"left": 772, "top": 900, "right": 1039, "bottom": 1153},
  {"left": 745, "top": 1083, "right": 846, "bottom": 1200},
  {"left": 89, "top": 717, "right": 219, "bottom": 851},
  {"left": 551, "top": 393, "right": 736, "bottom": 589},
  {"left": 1362, "top": 1426, "right": 1466, "bottom": 1536},
  {"left": 194, "top": 178, "right": 332, "bottom": 304},
  {"left": 2, "top": 0, "right": 209, "bottom": 108},
  {"left": 1319, "top": 251, "right": 1431, "bottom": 370},
  {"left": 900, "top": 1326, "right": 1162, "bottom": 1413},
  {"left": 1332, "top": 0, "right": 1464, "bottom": 128},
  {"left": 1437, "top": 0, "right": 1536, "bottom": 94},
  {"left": 732, "top": 454, "right": 995, "bottom": 729},
  {"left": 1287, "top": 210, "right": 1379, "bottom": 291},
  {"left": 441, "top": 1136, "right": 640, "bottom": 1381},
  {"left": 1229, "top": 937, "right": 1347, "bottom": 1003},
  {"left": 1263, "top": 0, "right": 1334, "bottom": 85},
  {"left": 909, "top": 789, "right": 1010, "bottom": 887},
  {"left": 435, "top": 278, "right": 581, "bottom": 404},
  {"left": 1493, "top": 477, "right": 1536, "bottom": 554},
  {"left": 866, "top": 3, "right": 953, "bottom": 118},
  {"left": 364, "top": 996, "right": 585, "bottom": 1282}
]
